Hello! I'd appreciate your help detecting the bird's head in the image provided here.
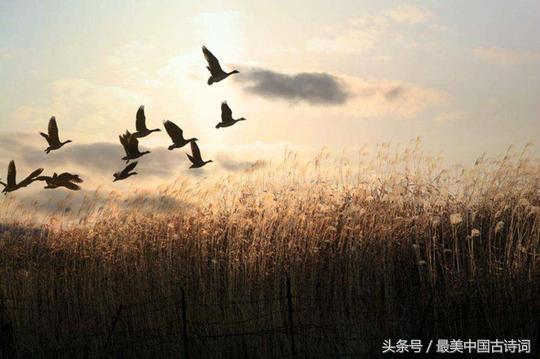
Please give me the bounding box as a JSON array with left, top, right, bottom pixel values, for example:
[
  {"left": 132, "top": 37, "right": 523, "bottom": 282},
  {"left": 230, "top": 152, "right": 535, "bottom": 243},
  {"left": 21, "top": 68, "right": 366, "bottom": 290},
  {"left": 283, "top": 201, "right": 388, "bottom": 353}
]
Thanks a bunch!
[
  {"left": 238, "top": 117, "right": 247, "bottom": 121},
  {"left": 231, "top": 70, "right": 239, "bottom": 75}
]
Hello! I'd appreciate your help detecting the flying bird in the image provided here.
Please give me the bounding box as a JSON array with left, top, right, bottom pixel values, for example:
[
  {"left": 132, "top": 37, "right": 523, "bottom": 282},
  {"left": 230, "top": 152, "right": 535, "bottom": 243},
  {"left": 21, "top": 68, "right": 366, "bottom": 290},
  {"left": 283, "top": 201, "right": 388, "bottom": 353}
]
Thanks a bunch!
[
  {"left": 0, "top": 160, "right": 43, "bottom": 194},
  {"left": 113, "top": 162, "right": 138, "bottom": 182},
  {"left": 36, "top": 172, "right": 83, "bottom": 191},
  {"left": 133, "top": 106, "right": 161, "bottom": 138},
  {"left": 164, "top": 120, "right": 198, "bottom": 150},
  {"left": 216, "top": 102, "right": 246, "bottom": 129},
  {"left": 186, "top": 141, "right": 212, "bottom": 169},
  {"left": 119, "top": 130, "right": 150, "bottom": 163},
  {"left": 40, "top": 116, "right": 72, "bottom": 154},
  {"left": 202, "top": 46, "right": 239, "bottom": 85}
]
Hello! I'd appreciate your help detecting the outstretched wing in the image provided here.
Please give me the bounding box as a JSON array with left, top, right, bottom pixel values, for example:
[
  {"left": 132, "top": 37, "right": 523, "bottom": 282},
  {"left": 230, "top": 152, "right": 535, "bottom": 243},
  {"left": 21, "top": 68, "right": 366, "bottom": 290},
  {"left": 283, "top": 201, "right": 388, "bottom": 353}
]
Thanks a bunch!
[
  {"left": 202, "top": 46, "right": 223, "bottom": 76},
  {"left": 57, "top": 172, "right": 83, "bottom": 183},
  {"left": 164, "top": 120, "right": 184, "bottom": 143},
  {"left": 221, "top": 101, "right": 233, "bottom": 123},
  {"left": 48, "top": 116, "right": 60, "bottom": 142},
  {"left": 135, "top": 105, "right": 147, "bottom": 132},
  {"left": 190, "top": 140, "right": 202, "bottom": 162},
  {"left": 7, "top": 160, "right": 16, "bottom": 187},
  {"left": 39, "top": 132, "right": 49, "bottom": 141},
  {"left": 121, "top": 162, "right": 137, "bottom": 176},
  {"left": 119, "top": 131, "right": 131, "bottom": 155},
  {"left": 128, "top": 133, "right": 141, "bottom": 154},
  {"left": 18, "top": 168, "right": 44, "bottom": 187},
  {"left": 62, "top": 181, "right": 81, "bottom": 191}
]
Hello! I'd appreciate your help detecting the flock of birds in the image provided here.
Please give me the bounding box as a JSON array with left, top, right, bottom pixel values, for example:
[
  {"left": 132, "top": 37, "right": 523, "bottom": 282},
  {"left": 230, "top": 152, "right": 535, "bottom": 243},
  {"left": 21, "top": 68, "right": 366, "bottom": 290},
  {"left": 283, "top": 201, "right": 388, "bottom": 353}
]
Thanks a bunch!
[{"left": 0, "top": 46, "right": 242, "bottom": 194}]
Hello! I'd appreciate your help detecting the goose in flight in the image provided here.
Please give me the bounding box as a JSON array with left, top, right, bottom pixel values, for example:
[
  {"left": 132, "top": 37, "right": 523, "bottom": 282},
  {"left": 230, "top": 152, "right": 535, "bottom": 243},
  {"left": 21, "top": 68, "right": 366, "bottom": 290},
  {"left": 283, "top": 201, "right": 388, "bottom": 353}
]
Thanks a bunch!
[
  {"left": 36, "top": 172, "right": 83, "bottom": 191},
  {"left": 164, "top": 120, "right": 198, "bottom": 150},
  {"left": 119, "top": 130, "right": 150, "bottom": 163},
  {"left": 187, "top": 141, "right": 212, "bottom": 169},
  {"left": 216, "top": 102, "right": 246, "bottom": 129},
  {"left": 133, "top": 106, "right": 161, "bottom": 138},
  {"left": 202, "top": 46, "right": 239, "bottom": 85},
  {"left": 113, "top": 162, "right": 138, "bottom": 182},
  {"left": 0, "top": 160, "right": 43, "bottom": 194},
  {"left": 40, "top": 116, "right": 72, "bottom": 154}
]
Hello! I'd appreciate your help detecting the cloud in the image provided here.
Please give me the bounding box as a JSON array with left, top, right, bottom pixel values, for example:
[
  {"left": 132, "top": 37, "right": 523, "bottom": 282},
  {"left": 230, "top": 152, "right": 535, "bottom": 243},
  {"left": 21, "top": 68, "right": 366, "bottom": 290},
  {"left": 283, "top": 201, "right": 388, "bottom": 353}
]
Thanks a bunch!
[
  {"left": 233, "top": 69, "right": 446, "bottom": 118},
  {"left": 384, "top": 4, "right": 435, "bottom": 24},
  {"left": 235, "top": 68, "right": 351, "bottom": 105},
  {"left": 0, "top": 134, "right": 201, "bottom": 187},
  {"left": 340, "top": 77, "right": 447, "bottom": 119},
  {"left": 473, "top": 47, "right": 540, "bottom": 65},
  {"left": 307, "top": 17, "right": 384, "bottom": 54},
  {"left": 20, "top": 141, "right": 196, "bottom": 181},
  {"left": 306, "top": 4, "right": 435, "bottom": 55}
]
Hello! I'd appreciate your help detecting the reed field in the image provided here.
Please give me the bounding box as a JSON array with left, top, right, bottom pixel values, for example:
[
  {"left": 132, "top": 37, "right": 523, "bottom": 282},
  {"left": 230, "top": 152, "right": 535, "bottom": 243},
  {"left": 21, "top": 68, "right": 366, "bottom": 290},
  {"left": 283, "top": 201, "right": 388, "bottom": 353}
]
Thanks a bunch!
[{"left": 0, "top": 142, "right": 539, "bottom": 358}]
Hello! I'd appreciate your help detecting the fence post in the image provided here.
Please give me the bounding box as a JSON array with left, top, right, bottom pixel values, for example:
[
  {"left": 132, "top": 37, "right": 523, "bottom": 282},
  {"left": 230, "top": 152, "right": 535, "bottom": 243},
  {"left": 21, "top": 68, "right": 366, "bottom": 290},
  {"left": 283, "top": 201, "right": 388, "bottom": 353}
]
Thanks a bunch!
[
  {"left": 102, "top": 304, "right": 123, "bottom": 357},
  {"left": 181, "top": 288, "right": 189, "bottom": 359},
  {"left": 286, "top": 274, "right": 297, "bottom": 359}
]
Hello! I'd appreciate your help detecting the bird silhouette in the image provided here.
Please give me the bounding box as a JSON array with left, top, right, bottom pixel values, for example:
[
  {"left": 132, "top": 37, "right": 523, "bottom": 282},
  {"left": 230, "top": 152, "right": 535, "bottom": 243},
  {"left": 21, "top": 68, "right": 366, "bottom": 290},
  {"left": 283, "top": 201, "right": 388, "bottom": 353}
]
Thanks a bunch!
[
  {"left": 202, "top": 46, "right": 239, "bottom": 85},
  {"left": 186, "top": 141, "right": 212, "bottom": 169},
  {"left": 164, "top": 120, "right": 198, "bottom": 150},
  {"left": 40, "top": 116, "right": 72, "bottom": 154},
  {"left": 0, "top": 160, "right": 43, "bottom": 194},
  {"left": 133, "top": 106, "right": 161, "bottom": 138},
  {"left": 36, "top": 172, "right": 83, "bottom": 191},
  {"left": 119, "top": 130, "right": 150, "bottom": 163},
  {"left": 113, "top": 162, "right": 138, "bottom": 182},
  {"left": 216, "top": 102, "right": 246, "bottom": 129}
]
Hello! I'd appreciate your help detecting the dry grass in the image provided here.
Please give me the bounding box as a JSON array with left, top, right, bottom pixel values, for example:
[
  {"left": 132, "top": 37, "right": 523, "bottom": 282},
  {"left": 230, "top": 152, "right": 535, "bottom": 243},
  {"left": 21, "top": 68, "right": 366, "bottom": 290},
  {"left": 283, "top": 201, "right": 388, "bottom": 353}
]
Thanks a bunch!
[{"left": 0, "top": 142, "right": 539, "bottom": 358}]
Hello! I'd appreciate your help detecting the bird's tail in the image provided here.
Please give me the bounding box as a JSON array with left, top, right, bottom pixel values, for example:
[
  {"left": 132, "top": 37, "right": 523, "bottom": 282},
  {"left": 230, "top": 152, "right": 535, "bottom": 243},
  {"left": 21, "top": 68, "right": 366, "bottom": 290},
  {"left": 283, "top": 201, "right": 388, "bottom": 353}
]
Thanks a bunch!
[{"left": 215, "top": 123, "right": 222, "bottom": 129}]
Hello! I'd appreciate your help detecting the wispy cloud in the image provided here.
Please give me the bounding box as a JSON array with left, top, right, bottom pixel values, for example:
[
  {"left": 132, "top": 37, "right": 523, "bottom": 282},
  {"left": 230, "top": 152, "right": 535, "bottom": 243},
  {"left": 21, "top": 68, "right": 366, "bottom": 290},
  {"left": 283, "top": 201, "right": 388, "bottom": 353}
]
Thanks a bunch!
[
  {"left": 384, "top": 4, "right": 435, "bottom": 24},
  {"left": 236, "top": 68, "right": 351, "bottom": 105},
  {"left": 473, "top": 47, "right": 540, "bottom": 65},
  {"left": 306, "top": 4, "right": 435, "bottom": 55}
]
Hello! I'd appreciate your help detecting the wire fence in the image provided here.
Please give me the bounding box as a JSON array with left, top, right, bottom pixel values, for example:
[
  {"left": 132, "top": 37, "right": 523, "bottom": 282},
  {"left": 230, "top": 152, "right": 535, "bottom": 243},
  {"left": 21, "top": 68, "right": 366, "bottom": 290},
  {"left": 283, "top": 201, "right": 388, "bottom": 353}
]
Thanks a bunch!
[{"left": 1, "top": 276, "right": 539, "bottom": 358}]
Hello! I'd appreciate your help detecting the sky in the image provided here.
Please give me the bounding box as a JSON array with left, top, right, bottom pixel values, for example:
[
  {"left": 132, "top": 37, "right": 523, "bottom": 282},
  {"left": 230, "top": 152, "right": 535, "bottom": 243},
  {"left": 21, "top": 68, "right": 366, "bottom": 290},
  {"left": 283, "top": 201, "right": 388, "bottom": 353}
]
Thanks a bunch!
[{"left": 0, "top": 0, "right": 539, "bottom": 190}]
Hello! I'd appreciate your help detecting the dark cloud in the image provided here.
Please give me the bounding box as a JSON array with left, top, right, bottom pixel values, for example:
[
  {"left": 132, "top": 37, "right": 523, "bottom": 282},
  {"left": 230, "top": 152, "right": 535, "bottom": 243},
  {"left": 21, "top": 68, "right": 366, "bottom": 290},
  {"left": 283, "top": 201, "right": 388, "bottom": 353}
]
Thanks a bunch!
[
  {"left": 0, "top": 132, "right": 36, "bottom": 154},
  {"left": 236, "top": 68, "right": 350, "bottom": 105},
  {"left": 19, "top": 142, "right": 197, "bottom": 180}
]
